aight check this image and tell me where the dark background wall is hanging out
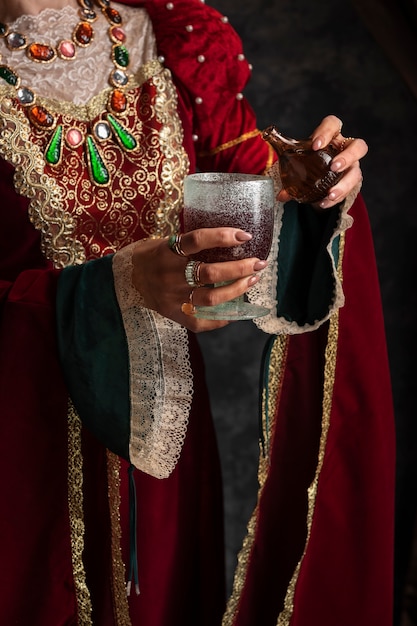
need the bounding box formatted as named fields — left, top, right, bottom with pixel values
left=196, top=1, right=417, bottom=624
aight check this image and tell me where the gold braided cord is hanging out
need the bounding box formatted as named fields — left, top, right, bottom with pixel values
left=106, top=451, right=132, bottom=626
left=67, top=401, right=93, bottom=625
left=198, top=128, right=262, bottom=157
left=222, top=335, right=289, bottom=626
left=276, top=231, right=346, bottom=626
left=264, top=143, right=276, bottom=174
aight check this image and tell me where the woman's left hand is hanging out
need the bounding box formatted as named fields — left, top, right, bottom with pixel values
left=277, top=114, right=368, bottom=209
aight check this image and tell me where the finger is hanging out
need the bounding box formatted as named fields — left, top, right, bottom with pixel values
left=330, top=137, right=369, bottom=172
left=199, top=258, right=267, bottom=285
left=311, top=114, right=343, bottom=149
left=178, top=228, right=253, bottom=256
left=193, top=273, right=262, bottom=308
left=317, top=163, right=363, bottom=209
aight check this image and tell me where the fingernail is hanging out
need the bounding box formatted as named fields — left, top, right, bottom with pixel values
left=248, top=274, right=260, bottom=286
left=312, top=137, right=322, bottom=149
left=331, top=160, right=343, bottom=171
left=253, top=260, right=267, bottom=271
left=328, top=191, right=338, bottom=200
left=235, top=230, right=252, bottom=242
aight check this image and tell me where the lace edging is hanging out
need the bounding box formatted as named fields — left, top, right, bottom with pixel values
left=248, top=163, right=358, bottom=335
left=112, top=243, right=193, bottom=479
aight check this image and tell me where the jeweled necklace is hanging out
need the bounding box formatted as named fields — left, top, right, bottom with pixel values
left=0, top=0, right=138, bottom=186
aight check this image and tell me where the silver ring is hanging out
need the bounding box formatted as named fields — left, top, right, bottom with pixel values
left=184, top=260, right=204, bottom=287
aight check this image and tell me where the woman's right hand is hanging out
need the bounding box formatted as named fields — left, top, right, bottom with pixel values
left=131, top=228, right=268, bottom=332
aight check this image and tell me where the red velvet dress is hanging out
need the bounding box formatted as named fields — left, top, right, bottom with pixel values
left=0, top=1, right=395, bottom=625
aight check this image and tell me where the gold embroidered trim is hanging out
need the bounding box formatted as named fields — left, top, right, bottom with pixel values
left=0, top=98, right=86, bottom=268
left=106, top=451, right=132, bottom=626
left=198, top=128, right=261, bottom=158
left=276, top=231, right=346, bottom=626
left=67, top=401, right=93, bottom=625
left=222, top=336, right=289, bottom=625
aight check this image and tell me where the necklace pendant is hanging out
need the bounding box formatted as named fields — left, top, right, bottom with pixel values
left=73, top=22, right=94, bottom=47
left=109, top=26, right=126, bottom=44
left=108, top=88, right=127, bottom=115
left=27, top=43, right=57, bottom=64
left=86, top=135, right=110, bottom=186
left=45, top=125, right=64, bottom=165
left=110, top=68, right=129, bottom=88
left=0, top=64, right=20, bottom=87
left=28, top=105, right=55, bottom=130
left=17, top=86, right=35, bottom=106
left=6, top=31, right=27, bottom=51
left=103, top=7, right=122, bottom=25
left=57, top=40, right=77, bottom=60
left=112, top=44, right=129, bottom=69
left=107, top=114, right=137, bottom=151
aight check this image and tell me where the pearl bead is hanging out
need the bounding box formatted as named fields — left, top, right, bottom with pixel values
left=197, top=55, right=205, bottom=63
left=221, top=16, right=229, bottom=23
left=158, top=55, right=165, bottom=63
left=249, top=63, right=253, bottom=70
left=166, top=2, right=174, bottom=9
left=185, top=25, right=193, bottom=32
left=236, top=93, right=243, bottom=100
left=195, top=97, right=203, bottom=104
left=192, top=134, right=199, bottom=142
left=237, top=54, right=245, bottom=61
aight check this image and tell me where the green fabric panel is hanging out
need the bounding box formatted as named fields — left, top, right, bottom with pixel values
left=56, top=254, right=130, bottom=461
left=277, top=202, right=340, bottom=325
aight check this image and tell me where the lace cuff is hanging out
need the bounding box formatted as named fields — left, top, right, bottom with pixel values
left=248, top=163, right=359, bottom=335
left=112, top=243, right=193, bottom=479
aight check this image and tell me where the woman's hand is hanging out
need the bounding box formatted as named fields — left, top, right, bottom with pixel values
left=131, top=228, right=267, bottom=332
left=277, top=114, right=368, bottom=209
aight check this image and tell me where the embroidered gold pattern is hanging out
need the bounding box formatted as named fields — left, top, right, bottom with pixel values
left=67, top=400, right=93, bottom=625
left=198, top=128, right=261, bottom=158
left=107, top=451, right=132, bottom=626
left=0, top=98, right=86, bottom=268
left=222, top=335, right=289, bottom=625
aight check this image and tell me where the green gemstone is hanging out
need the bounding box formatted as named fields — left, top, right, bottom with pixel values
left=113, top=44, right=129, bottom=68
left=86, top=135, right=109, bottom=185
left=107, top=114, right=137, bottom=151
left=45, top=125, right=63, bottom=165
left=0, top=65, right=18, bottom=86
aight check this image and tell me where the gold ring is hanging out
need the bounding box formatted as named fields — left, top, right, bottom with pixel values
left=168, top=233, right=187, bottom=257
left=181, top=288, right=196, bottom=316
left=339, top=136, right=355, bottom=152
left=184, top=260, right=204, bottom=287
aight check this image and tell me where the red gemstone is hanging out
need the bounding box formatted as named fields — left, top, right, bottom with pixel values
left=104, top=7, right=122, bottom=24
left=58, top=40, right=76, bottom=59
left=27, top=43, right=56, bottom=62
left=28, top=105, right=55, bottom=129
left=109, top=89, right=127, bottom=113
left=74, top=22, right=94, bottom=46
left=110, top=26, right=126, bottom=43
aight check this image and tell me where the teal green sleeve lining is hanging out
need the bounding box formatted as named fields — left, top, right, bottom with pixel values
left=56, top=254, right=130, bottom=461
left=276, top=202, right=340, bottom=325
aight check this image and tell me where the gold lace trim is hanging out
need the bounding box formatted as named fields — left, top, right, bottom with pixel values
left=277, top=232, right=345, bottom=626
left=0, top=98, right=85, bottom=268
left=107, top=451, right=132, bottom=626
left=198, top=129, right=261, bottom=157
left=67, top=401, right=93, bottom=625
left=222, top=335, right=289, bottom=625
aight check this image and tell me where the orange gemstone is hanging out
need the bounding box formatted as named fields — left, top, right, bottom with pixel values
left=27, top=43, right=56, bottom=62
left=181, top=302, right=196, bottom=316
left=28, top=105, right=55, bottom=129
left=74, top=22, right=94, bottom=46
left=105, top=7, right=122, bottom=24
left=109, top=89, right=127, bottom=113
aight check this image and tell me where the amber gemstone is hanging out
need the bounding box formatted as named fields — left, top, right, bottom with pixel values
left=109, top=89, right=127, bottom=114
left=27, top=43, right=56, bottom=63
left=28, top=105, right=55, bottom=129
left=74, top=22, right=94, bottom=46
left=104, top=7, right=122, bottom=24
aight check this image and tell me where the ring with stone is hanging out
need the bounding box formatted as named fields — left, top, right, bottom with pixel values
left=184, top=260, right=204, bottom=287
left=181, top=288, right=196, bottom=316
left=168, top=233, right=187, bottom=257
